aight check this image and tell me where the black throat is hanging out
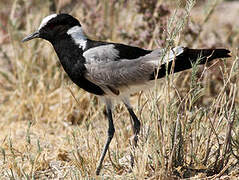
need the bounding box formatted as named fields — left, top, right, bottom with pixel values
left=51, top=37, right=105, bottom=95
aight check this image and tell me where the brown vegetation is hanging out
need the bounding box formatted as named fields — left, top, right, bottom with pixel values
left=0, top=0, right=238, bottom=179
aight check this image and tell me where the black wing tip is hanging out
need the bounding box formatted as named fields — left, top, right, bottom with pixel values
left=223, top=49, right=231, bottom=58
left=212, top=48, right=231, bottom=59
left=149, top=48, right=231, bottom=80
left=185, top=48, right=231, bottom=60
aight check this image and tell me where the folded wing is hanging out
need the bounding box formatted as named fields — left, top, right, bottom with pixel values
left=82, top=44, right=230, bottom=96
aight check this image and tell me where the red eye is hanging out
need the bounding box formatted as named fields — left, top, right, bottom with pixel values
left=48, top=24, right=55, bottom=29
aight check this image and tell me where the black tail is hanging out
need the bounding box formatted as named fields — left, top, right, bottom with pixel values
left=186, top=48, right=231, bottom=64
left=151, top=48, right=231, bottom=80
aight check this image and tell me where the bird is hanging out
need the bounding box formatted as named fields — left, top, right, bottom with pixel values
left=22, top=13, right=231, bottom=175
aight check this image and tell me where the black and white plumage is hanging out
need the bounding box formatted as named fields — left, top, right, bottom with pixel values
left=22, top=14, right=231, bottom=175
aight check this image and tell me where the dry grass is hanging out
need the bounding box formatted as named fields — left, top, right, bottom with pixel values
left=0, top=0, right=239, bottom=179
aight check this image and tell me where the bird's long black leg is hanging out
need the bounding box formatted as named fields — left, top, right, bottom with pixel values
left=124, top=102, right=141, bottom=146
left=123, top=100, right=141, bottom=169
left=96, top=102, right=115, bottom=175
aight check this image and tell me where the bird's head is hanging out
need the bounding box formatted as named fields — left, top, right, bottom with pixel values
left=22, top=14, right=81, bottom=43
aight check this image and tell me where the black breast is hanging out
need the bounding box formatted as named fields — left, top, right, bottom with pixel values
left=52, top=39, right=105, bottom=95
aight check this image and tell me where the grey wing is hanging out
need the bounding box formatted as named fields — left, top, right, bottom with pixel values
left=83, top=44, right=120, bottom=64
left=85, top=59, right=155, bottom=85
left=83, top=46, right=185, bottom=95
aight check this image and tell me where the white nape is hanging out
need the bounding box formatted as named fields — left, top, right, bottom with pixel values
left=67, top=25, right=87, bottom=50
